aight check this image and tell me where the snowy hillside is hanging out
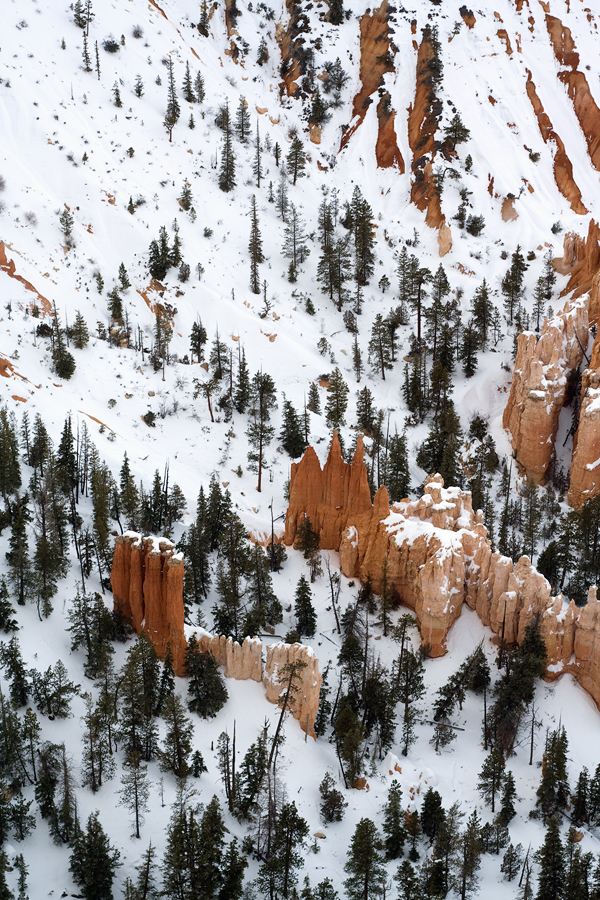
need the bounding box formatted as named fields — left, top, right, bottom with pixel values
left=1, top=0, right=600, bottom=895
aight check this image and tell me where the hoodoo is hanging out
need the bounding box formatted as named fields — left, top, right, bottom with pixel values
left=285, top=434, right=600, bottom=709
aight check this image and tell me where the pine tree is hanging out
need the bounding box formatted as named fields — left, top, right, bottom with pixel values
left=163, top=57, right=180, bottom=141
left=307, top=383, right=321, bottom=415
left=112, top=82, right=122, bottom=107
left=386, top=431, right=410, bottom=501
left=368, top=313, right=393, bottom=380
left=52, top=306, right=76, bottom=379
left=248, top=195, right=264, bottom=294
left=283, top=204, right=309, bottom=277
left=443, top=113, right=471, bottom=150
left=280, top=399, right=307, bottom=459
left=287, top=136, right=306, bottom=185
left=325, top=368, right=349, bottom=430
left=319, top=771, right=347, bottom=823
left=421, top=788, right=445, bottom=843
left=276, top=163, right=289, bottom=220
left=182, top=61, right=195, bottom=103
left=5, top=497, right=32, bottom=607
left=471, top=279, right=494, bottom=347
left=294, top=575, right=317, bottom=638
left=498, top=770, right=517, bottom=825
left=134, top=73, right=144, bottom=97
left=158, top=693, right=194, bottom=778
left=234, top=346, right=251, bottom=413
left=453, top=810, right=482, bottom=900
left=461, top=321, right=479, bottom=377
left=477, top=748, right=505, bottom=813
left=536, top=817, right=565, bottom=900
left=219, top=101, right=236, bottom=192
left=352, top=187, right=376, bottom=287
left=82, top=30, right=92, bottom=71
left=309, top=87, right=330, bottom=126
left=69, top=811, right=120, bottom=900
left=0, top=581, right=17, bottom=634
left=81, top=692, right=115, bottom=793
left=189, top=318, right=207, bottom=363
left=394, top=860, right=420, bottom=900
left=72, top=310, right=90, bottom=348
left=502, top=245, right=527, bottom=325
left=185, top=635, right=228, bottom=718
left=247, top=371, right=277, bottom=492
left=0, top=636, right=30, bottom=706
left=382, top=780, right=405, bottom=859
left=119, top=751, right=150, bottom=839
left=317, top=238, right=352, bottom=310
left=344, top=818, right=386, bottom=900
left=253, top=119, right=263, bottom=188
left=396, top=647, right=425, bottom=756
left=235, top=97, right=250, bottom=143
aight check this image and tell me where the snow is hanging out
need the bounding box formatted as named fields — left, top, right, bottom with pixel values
left=1, top=0, right=600, bottom=893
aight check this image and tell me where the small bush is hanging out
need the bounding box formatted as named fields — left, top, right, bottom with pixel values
left=203, top=227, right=213, bottom=238
left=0, top=175, right=6, bottom=192
left=178, top=262, right=190, bottom=283
left=142, top=411, right=156, bottom=427
left=132, top=24, right=143, bottom=38
left=102, top=36, right=120, bottom=53
left=466, top=214, right=485, bottom=236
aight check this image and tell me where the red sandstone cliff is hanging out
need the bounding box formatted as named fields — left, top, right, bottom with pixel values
left=503, top=225, right=600, bottom=501
left=111, top=534, right=187, bottom=676
left=284, top=436, right=600, bottom=710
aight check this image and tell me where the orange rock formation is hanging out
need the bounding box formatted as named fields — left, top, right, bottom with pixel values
left=408, top=29, right=451, bottom=255
left=545, top=15, right=600, bottom=173
left=284, top=438, right=600, bottom=709
left=524, top=69, right=587, bottom=215
left=0, top=242, right=52, bottom=315
left=339, top=0, right=403, bottom=172
left=111, top=533, right=187, bottom=676
left=504, top=224, right=600, bottom=501
left=112, top=536, right=322, bottom=735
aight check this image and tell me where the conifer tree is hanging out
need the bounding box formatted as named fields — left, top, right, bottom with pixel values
left=194, top=70, right=205, bottom=103
left=253, top=119, right=263, bottom=188
left=396, top=647, right=425, bottom=756
left=477, top=748, right=505, bottom=813
left=536, top=816, right=565, bottom=900
left=0, top=636, right=30, bottom=706
left=248, top=195, right=264, bottom=294
left=134, top=73, right=144, bottom=97
left=247, top=371, right=277, bottom=492
left=368, top=313, right=393, bottom=380
left=112, top=82, right=122, bottom=108
left=182, top=61, right=195, bottom=103
left=234, top=346, right=251, bottom=413
left=344, top=818, right=386, bottom=900
left=382, top=780, right=405, bottom=859
left=219, top=101, right=236, bottom=192
left=119, top=751, right=150, bottom=839
left=283, top=204, right=309, bottom=279
left=294, top=574, right=317, bottom=638
left=287, top=136, right=306, bottom=185
left=309, top=87, right=330, bottom=126
left=235, top=97, right=250, bottom=143
left=72, top=310, right=90, bottom=348
left=351, top=187, right=375, bottom=286
left=82, top=30, right=92, bottom=71
left=317, top=239, right=352, bottom=310
left=307, top=383, right=321, bottom=415
left=5, top=497, right=32, bottom=607
left=185, top=635, right=228, bottom=718
left=325, top=368, right=349, bottom=430
left=453, top=810, right=482, bottom=900
left=52, top=306, right=76, bottom=379
left=163, top=57, right=180, bottom=141
left=69, top=811, right=120, bottom=900
left=280, top=399, right=307, bottom=458
left=0, top=580, right=17, bottom=634
left=501, top=245, right=527, bottom=325
left=189, top=318, right=207, bottom=363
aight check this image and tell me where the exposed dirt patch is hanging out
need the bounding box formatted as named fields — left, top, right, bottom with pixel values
left=497, top=29, right=513, bottom=54
left=0, top=242, right=53, bottom=315
left=501, top=197, right=518, bottom=221
left=375, top=96, right=404, bottom=171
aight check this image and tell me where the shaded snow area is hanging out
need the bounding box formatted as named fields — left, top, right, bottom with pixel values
left=1, top=0, right=600, bottom=895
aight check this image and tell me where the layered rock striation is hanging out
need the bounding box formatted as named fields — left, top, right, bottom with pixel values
left=284, top=436, right=600, bottom=708
left=111, top=535, right=321, bottom=735
left=111, top=533, right=187, bottom=675
left=504, top=223, right=600, bottom=502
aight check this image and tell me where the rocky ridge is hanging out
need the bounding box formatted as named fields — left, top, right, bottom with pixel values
left=284, top=435, right=600, bottom=708
left=503, top=221, right=600, bottom=503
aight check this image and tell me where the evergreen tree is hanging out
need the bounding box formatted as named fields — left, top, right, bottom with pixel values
left=253, top=118, right=263, bottom=188
left=5, top=498, right=31, bottom=608
left=295, top=516, right=322, bottom=583
left=453, top=810, right=482, bottom=900
left=443, top=113, right=471, bottom=150
left=325, top=368, right=349, bottom=431
left=82, top=30, right=92, bottom=71
left=194, top=71, right=205, bottom=102
left=283, top=204, right=309, bottom=278
left=319, top=771, right=347, bottom=823
left=52, top=306, right=76, bottom=379
left=536, top=817, right=565, bottom=900
left=158, top=693, right=194, bottom=778
left=421, top=788, right=445, bottom=843
left=178, top=179, right=193, bottom=212
left=119, top=751, right=150, bottom=839
left=382, top=780, right=405, bottom=859
left=317, top=238, right=352, bottom=310
left=134, top=73, right=144, bottom=97
left=68, top=590, right=114, bottom=679
left=247, top=371, right=277, bottom=492
left=307, top=383, right=321, bottom=415
left=309, top=87, right=330, bottom=126
left=0, top=408, right=21, bottom=501
left=163, top=57, right=180, bottom=141
left=69, top=811, right=120, bottom=900
left=344, top=818, right=386, bottom=900
left=81, top=692, right=115, bottom=793
left=477, top=748, right=505, bottom=813
left=501, top=843, right=523, bottom=881
left=287, top=137, right=307, bottom=185
left=218, top=101, right=236, bottom=192
left=182, top=61, right=195, bottom=103
left=280, top=399, right=307, bottom=458
left=351, top=187, right=375, bottom=286
left=498, top=770, right=517, bottom=826
left=386, top=431, right=410, bottom=501
left=112, top=82, right=122, bottom=108
left=502, top=245, right=528, bottom=325
left=72, top=310, right=90, bottom=348
left=235, top=97, right=250, bottom=143
left=536, top=726, right=570, bottom=820
left=189, top=318, right=208, bottom=363
left=395, top=647, right=425, bottom=756
left=571, top=767, right=590, bottom=826
left=0, top=581, right=17, bottom=634
left=368, top=314, right=393, bottom=380
left=0, top=635, right=29, bottom=707
left=185, top=636, right=228, bottom=718
left=294, top=575, right=317, bottom=638
left=248, top=195, right=264, bottom=293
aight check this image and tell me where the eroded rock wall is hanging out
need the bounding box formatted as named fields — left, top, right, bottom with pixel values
left=111, top=533, right=187, bottom=675
left=503, top=224, right=600, bottom=501
left=284, top=437, right=600, bottom=709
left=264, top=642, right=322, bottom=738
